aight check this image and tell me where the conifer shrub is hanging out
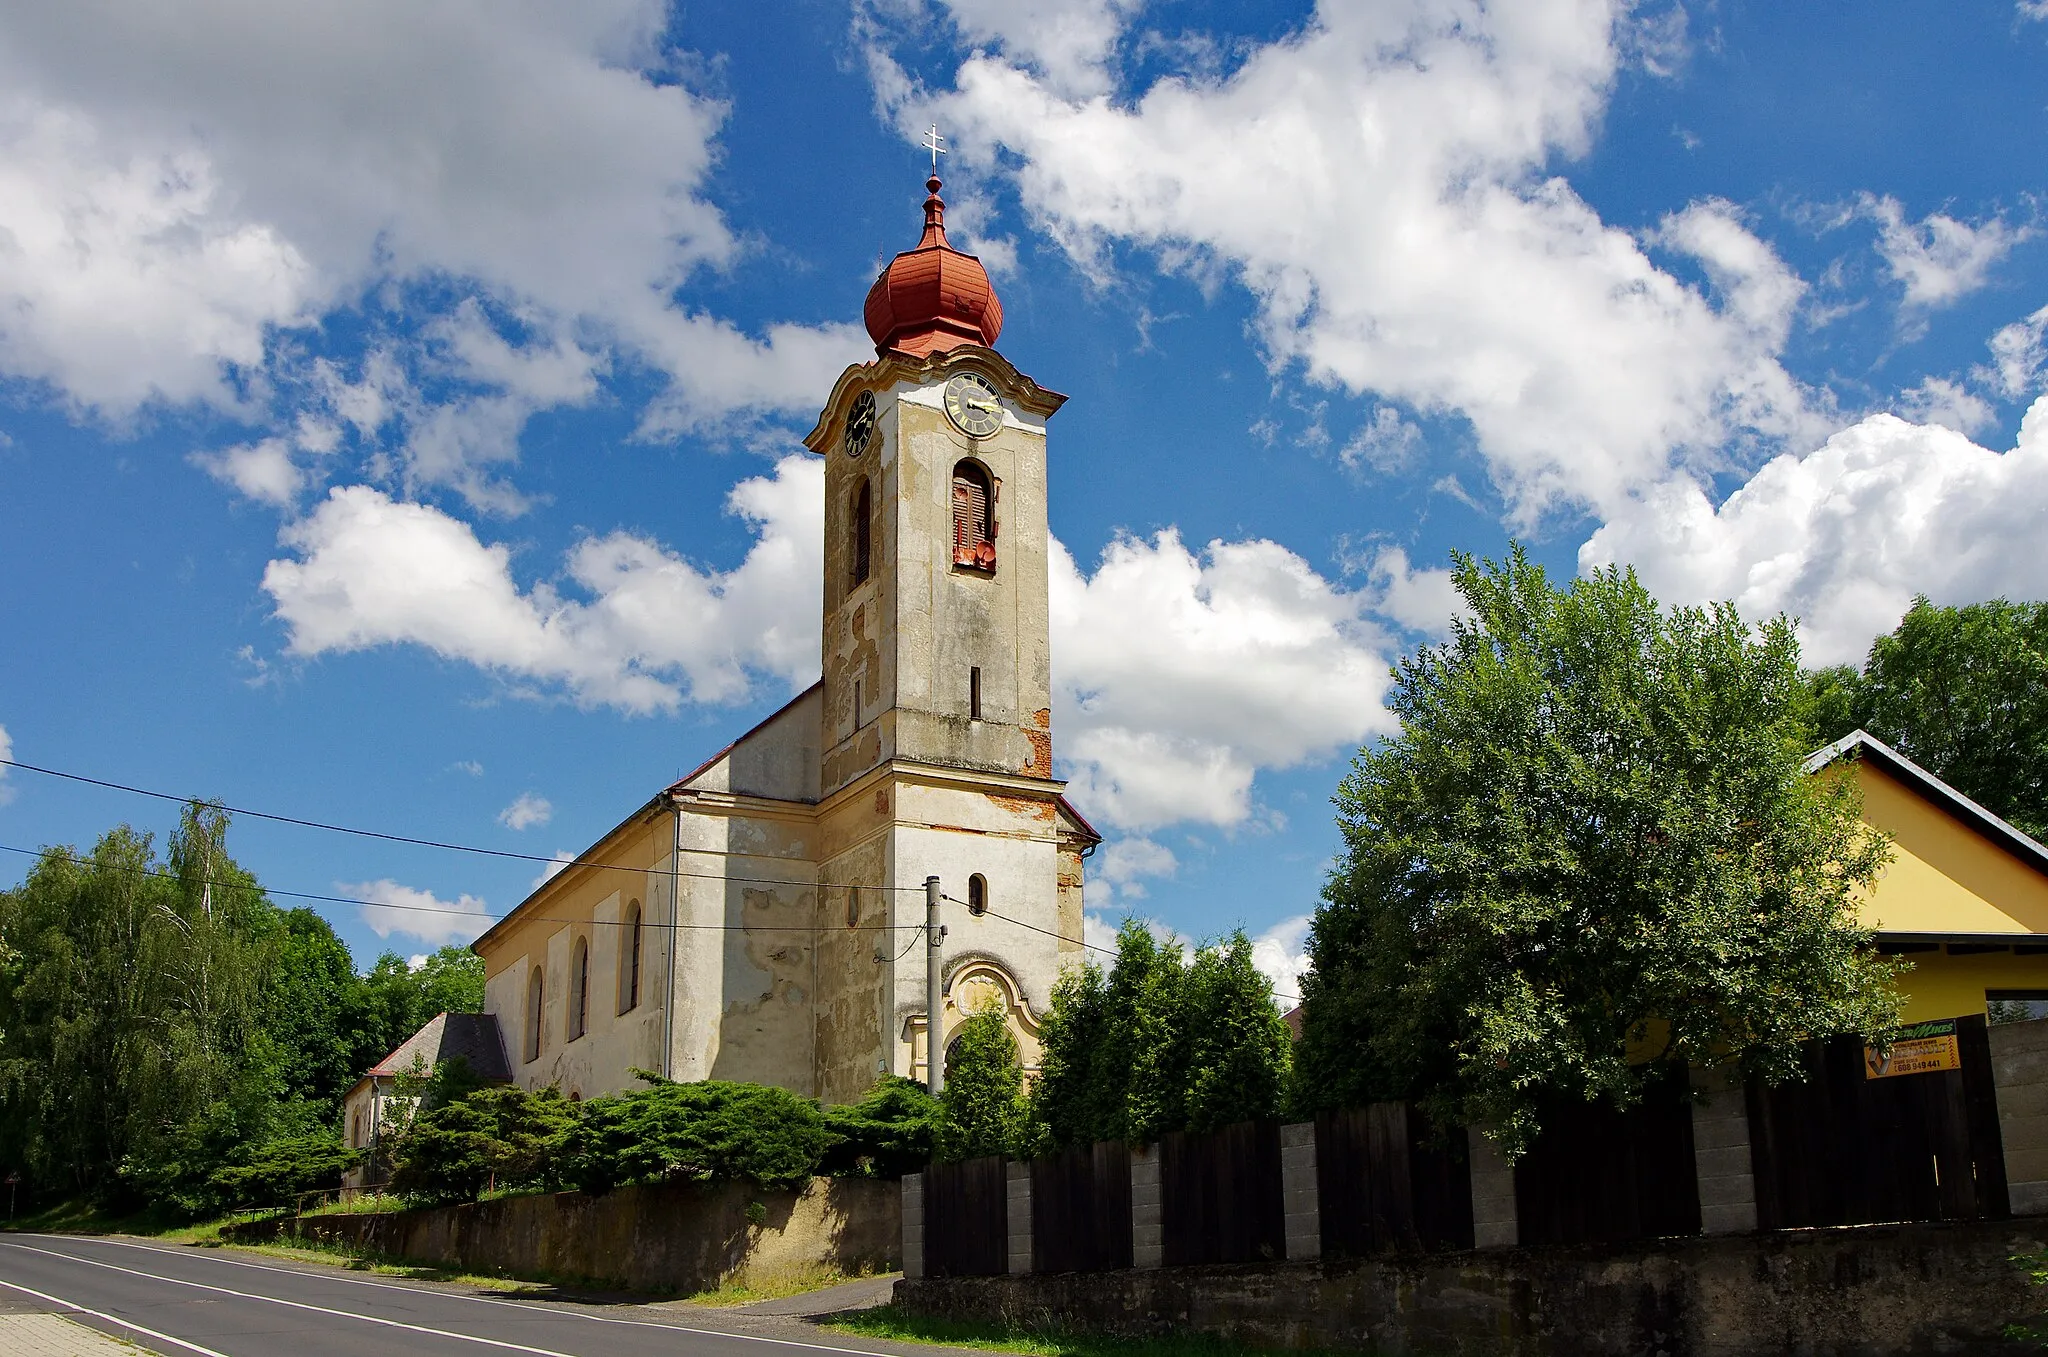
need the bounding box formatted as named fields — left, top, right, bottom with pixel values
left=565, top=1081, right=830, bottom=1194
left=389, top=1085, right=576, bottom=1205
left=819, top=1076, right=943, bottom=1177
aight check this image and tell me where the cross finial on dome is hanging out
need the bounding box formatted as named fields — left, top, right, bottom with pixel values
left=862, top=129, right=1003, bottom=359
left=922, top=124, right=947, bottom=175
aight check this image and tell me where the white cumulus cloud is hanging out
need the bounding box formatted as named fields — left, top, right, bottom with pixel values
left=882, top=0, right=1813, bottom=522
left=1583, top=393, right=2048, bottom=666
left=341, top=877, right=494, bottom=947
left=498, top=793, right=553, bottom=832
left=0, top=1, right=863, bottom=438
left=1052, top=530, right=1396, bottom=830
left=1094, top=835, right=1178, bottom=901
left=1249, top=914, right=1312, bottom=1007
left=1863, top=193, right=2026, bottom=310
left=261, top=455, right=826, bottom=712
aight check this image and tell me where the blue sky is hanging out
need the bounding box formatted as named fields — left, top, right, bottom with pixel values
left=3, top=0, right=2047, bottom=996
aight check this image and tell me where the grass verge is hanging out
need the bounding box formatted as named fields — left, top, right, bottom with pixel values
left=825, top=1305, right=1365, bottom=1357
left=680, top=1264, right=892, bottom=1306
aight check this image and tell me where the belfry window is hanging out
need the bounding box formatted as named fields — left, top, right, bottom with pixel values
left=852, top=479, right=872, bottom=587
left=619, top=900, right=642, bottom=1014
left=525, top=967, right=544, bottom=1063
left=952, top=461, right=995, bottom=570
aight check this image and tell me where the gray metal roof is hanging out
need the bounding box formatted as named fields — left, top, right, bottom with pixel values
left=365, top=1011, right=512, bottom=1083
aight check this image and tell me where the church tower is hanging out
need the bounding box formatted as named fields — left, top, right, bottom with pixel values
left=803, top=172, right=1094, bottom=1096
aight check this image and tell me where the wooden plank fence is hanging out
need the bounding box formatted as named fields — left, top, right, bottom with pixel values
left=1160, top=1119, right=1286, bottom=1266
left=1748, top=1014, right=2008, bottom=1229
left=1513, top=1067, right=1701, bottom=1246
left=923, top=1154, right=1007, bottom=1277
left=1031, top=1139, right=1133, bottom=1273
left=1315, top=1103, right=1474, bottom=1255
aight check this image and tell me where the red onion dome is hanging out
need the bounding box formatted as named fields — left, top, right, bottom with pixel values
left=863, top=176, right=1003, bottom=358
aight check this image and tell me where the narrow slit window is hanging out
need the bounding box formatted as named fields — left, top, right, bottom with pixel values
left=568, top=936, right=589, bottom=1041
left=525, top=967, right=544, bottom=1063
left=970, top=666, right=982, bottom=720
left=952, top=461, right=995, bottom=569
left=619, top=900, right=642, bottom=1014
left=968, top=873, right=988, bottom=916
left=852, top=479, right=872, bottom=587
left=853, top=678, right=863, bottom=730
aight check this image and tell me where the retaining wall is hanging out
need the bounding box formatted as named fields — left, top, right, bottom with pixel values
left=897, top=1217, right=2048, bottom=1356
left=226, top=1177, right=898, bottom=1295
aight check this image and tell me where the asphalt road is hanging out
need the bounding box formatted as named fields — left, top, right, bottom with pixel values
left=0, top=1234, right=941, bottom=1357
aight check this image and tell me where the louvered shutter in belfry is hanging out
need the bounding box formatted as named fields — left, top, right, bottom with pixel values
left=954, top=475, right=988, bottom=562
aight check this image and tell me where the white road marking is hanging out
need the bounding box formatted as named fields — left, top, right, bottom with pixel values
left=0, top=1271, right=236, bottom=1357
left=29, top=1235, right=913, bottom=1357
left=0, top=1241, right=578, bottom=1356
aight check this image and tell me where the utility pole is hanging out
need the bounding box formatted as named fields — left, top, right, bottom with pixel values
left=925, top=874, right=945, bottom=1097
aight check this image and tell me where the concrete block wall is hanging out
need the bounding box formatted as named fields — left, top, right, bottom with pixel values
left=1990, top=1015, right=2048, bottom=1216
left=902, top=1172, right=925, bottom=1279
left=1689, top=1063, right=1758, bottom=1234
left=1468, top=1126, right=1518, bottom=1249
left=1131, top=1145, right=1163, bottom=1269
left=1279, top=1122, right=1320, bottom=1261
left=1006, top=1161, right=1033, bottom=1274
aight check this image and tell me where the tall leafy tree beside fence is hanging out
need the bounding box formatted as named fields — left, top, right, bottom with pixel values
left=1028, top=921, right=1288, bottom=1150
left=1807, top=595, right=2048, bottom=839
left=1294, top=547, right=1902, bottom=1157
left=937, top=1003, right=1026, bottom=1161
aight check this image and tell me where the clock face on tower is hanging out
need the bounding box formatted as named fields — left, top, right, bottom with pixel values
left=943, top=372, right=1003, bottom=439
left=843, top=390, right=877, bottom=458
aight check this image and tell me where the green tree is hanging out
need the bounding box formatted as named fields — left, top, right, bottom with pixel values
left=1181, top=933, right=1291, bottom=1133
left=0, top=805, right=286, bottom=1205
left=266, top=909, right=360, bottom=1110
left=936, top=1003, right=1025, bottom=1161
left=389, top=1084, right=577, bottom=1205
left=1808, top=596, right=2048, bottom=839
left=1296, top=547, right=1902, bottom=1157
left=346, top=945, right=486, bottom=1075
left=1026, top=921, right=1289, bottom=1151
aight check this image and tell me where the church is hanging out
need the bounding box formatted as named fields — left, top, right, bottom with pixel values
left=468, top=170, right=1099, bottom=1106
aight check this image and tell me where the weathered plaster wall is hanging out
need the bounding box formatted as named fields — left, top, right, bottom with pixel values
left=898, top=1219, right=2048, bottom=1356
left=229, top=1178, right=900, bottom=1296
left=479, top=814, right=668, bottom=1099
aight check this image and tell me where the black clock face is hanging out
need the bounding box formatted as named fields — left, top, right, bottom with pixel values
left=943, top=372, right=1002, bottom=438
left=844, top=390, right=877, bottom=458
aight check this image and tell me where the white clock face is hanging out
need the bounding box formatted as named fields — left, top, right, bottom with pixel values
left=943, top=372, right=1002, bottom=439
left=844, top=390, right=877, bottom=458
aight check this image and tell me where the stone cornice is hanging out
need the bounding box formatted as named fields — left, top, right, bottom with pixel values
left=802, top=346, right=1067, bottom=453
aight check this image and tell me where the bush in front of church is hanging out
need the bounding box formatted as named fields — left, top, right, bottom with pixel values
left=819, top=1075, right=943, bottom=1178
left=936, top=1003, right=1027, bottom=1161
left=389, top=1084, right=577, bottom=1205
left=565, top=1080, right=832, bottom=1194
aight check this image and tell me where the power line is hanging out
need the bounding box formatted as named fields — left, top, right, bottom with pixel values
left=0, top=756, right=935, bottom=895
left=956, top=895, right=1304, bottom=1006
left=0, top=843, right=915, bottom=935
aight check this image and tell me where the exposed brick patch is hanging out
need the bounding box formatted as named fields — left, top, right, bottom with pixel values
left=987, top=793, right=1056, bottom=821
left=1025, top=728, right=1053, bottom=778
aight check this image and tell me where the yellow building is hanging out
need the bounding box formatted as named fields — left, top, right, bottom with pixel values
left=1809, top=730, right=2048, bottom=1023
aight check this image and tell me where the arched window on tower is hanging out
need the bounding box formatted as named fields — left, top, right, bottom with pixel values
left=619, top=900, right=642, bottom=1014
left=568, top=936, right=589, bottom=1042
left=851, top=479, right=872, bottom=587
left=952, top=461, right=995, bottom=570
left=968, top=873, right=988, bottom=916
left=525, top=966, right=544, bottom=1063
